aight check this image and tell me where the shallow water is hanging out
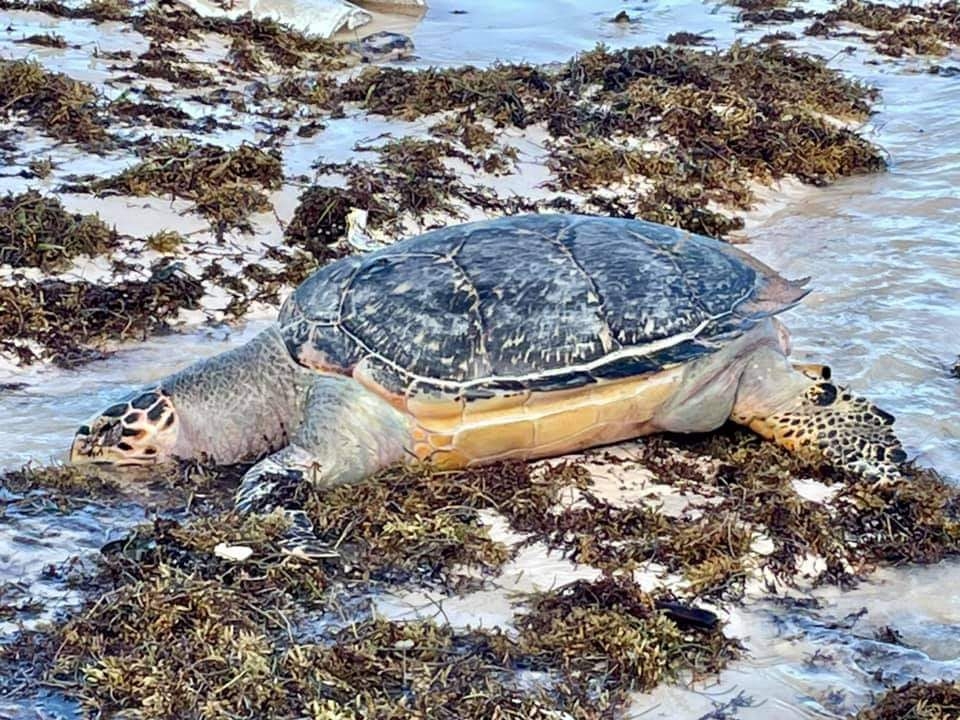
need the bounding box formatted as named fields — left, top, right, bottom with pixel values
left=0, top=0, right=958, bottom=717
left=744, top=48, right=960, bottom=476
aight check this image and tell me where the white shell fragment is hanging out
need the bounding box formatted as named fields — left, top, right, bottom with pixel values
left=214, top=542, right=254, bottom=562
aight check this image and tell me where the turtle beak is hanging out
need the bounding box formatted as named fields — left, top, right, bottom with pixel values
left=69, top=424, right=95, bottom=464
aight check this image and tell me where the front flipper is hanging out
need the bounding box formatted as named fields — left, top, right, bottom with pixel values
left=235, top=374, right=411, bottom=557
left=234, top=447, right=339, bottom=560
left=235, top=445, right=325, bottom=515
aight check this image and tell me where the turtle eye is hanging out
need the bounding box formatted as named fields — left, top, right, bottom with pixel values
left=100, top=420, right=124, bottom=447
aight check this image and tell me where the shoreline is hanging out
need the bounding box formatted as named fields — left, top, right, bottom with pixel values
left=1, top=1, right=959, bottom=718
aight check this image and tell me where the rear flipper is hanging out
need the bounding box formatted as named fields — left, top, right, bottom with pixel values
left=733, top=348, right=907, bottom=480
left=746, top=382, right=906, bottom=479
left=234, top=374, right=411, bottom=559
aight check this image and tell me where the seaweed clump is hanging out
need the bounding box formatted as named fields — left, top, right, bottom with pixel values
left=284, top=184, right=389, bottom=263
left=292, top=137, right=501, bottom=249
left=126, top=58, right=214, bottom=88
left=338, top=138, right=468, bottom=223
left=304, top=460, right=587, bottom=568
left=475, top=459, right=754, bottom=600
left=0, top=59, right=109, bottom=147
left=0, top=0, right=131, bottom=22
left=0, top=458, right=241, bottom=513
left=197, top=248, right=318, bottom=319
left=561, top=44, right=882, bottom=189
left=14, top=32, right=68, bottom=48
left=62, top=138, right=283, bottom=235
left=514, top=576, right=736, bottom=702
left=0, top=190, right=119, bottom=271
left=807, top=0, right=960, bottom=58
left=2, top=448, right=950, bottom=717
left=335, top=63, right=558, bottom=124
left=737, top=7, right=814, bottom=24
left=20, top=504, right=732, bottom=719
left=133, top=5, right=350, bottom=71
left=444, top=429, right=960, bottom=601
left=0, top=261, right=204, bottom=365
left=40, top=572, right=630, bottom=719
left=333, top=43, right=883, bottom=238
left=50, top=569, right=310, bottom=717
left=667, top=31, right=715, bottom=46
left=120, top=41, right=215, bottom=88
left=273, top=619, right=561, bottom=718
left=727, top=0, right=789, bottom=9
left=48, top=462, right=543, bottom=598
left=0, top=0, right=349, bottom=71
left=294, top=463, right=546, bottom=587
left=429, top=115, right=520, bottom=174
left=636, top=426, right=960, bottom=590
left=853, top=680, right=960, bottom=719
left=0, top=456, right=737, bottom=720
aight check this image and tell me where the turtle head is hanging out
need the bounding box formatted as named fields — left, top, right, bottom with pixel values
left=70, top=389, right=179, bottom=466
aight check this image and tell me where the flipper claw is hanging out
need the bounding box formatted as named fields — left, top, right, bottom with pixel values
left=278, top=510, right=340, bottom=560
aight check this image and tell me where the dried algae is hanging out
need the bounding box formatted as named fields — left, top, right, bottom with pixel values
left=807, top=1, right=960, bottom=58
left=61, top=138, right=283, bottom=234
left=853, top=680, right=960, bottom=720
left=0, top=261, right=204, bottom=366
left=0, top=190, right=119, bottom=271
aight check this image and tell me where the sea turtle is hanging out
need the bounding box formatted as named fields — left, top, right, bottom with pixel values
left=70, top=214, right=906, bottom=533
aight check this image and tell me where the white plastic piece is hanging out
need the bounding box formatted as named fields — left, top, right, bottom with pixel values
left=345, top=208, right=388, bottom=252
left=177, top=0, right=374, bottom=38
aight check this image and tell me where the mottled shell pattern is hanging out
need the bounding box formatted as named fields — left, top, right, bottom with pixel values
left=278, top=214, right=807, bottom=406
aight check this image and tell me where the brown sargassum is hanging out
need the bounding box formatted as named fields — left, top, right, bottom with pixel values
left=1, top=4, right=957, bottom=715
left=0, top=0, right=901, bottom=365
left=2, top=426, right=958, bottom=718
left=853, top=679, right=960, bottom=719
